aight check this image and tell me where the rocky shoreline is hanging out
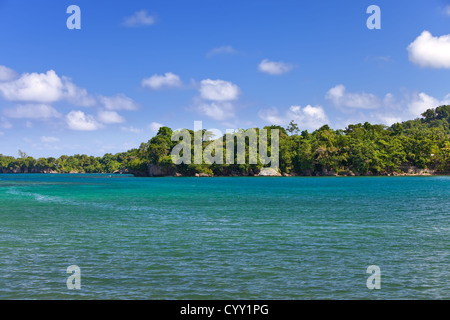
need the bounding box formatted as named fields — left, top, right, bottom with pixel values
left=130, top=164, right=448, bottom=177
left=1, top=165, right=447, bottom=177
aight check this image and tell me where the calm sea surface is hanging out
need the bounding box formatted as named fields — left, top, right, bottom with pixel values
left=0, top=174, right=448, bottom=299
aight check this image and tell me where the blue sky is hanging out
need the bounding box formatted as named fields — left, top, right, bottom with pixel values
left=0, top=0, right=450, bottom=157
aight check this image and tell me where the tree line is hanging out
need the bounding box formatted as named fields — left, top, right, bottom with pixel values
left=1, top=105, right=449, bottom=176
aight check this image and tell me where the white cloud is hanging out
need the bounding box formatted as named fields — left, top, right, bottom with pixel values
left=332, top=88, right=448, bottom=127
left=99, top=94, right=138, bottom=111
left=0, top=67, right=143, bottom=132
left=194, top=79, right=241, bottom=120
left=197, top=101, right=235, bottom=121
left=121, top=126, right=143, bottom=134
left=0, top=70, right=64, bottom=103
left=3, top=104, right=62, bottom=119
left=0, top=69, right=97, bottom=107
left=40, top=136, right=60, bottom=143
left=258, top=59, right=293, bottom=75
left=66, top=111, right=102, bottom=131
left=199, top=79, right=240, bottom=101
left=141, top=72, right=182, bottom=90
left=369, top=91, right=450, bottom=125
left=62, top=77, right=97, bottom=107
left=148, top=122, right=163, bottom=132
left=97, top=110, right=125, bottom=124
left=407, top=31, right=450, bottom=68
left=122, top=10, right=155, bottom=27
left=375, top=115, right=403, bottom=126
left=0, top=65, right=18, bottom=82
left=443, top=94, right=450, bottom=105
left=259, top=105, right=329, bottom=130
left=206, top=46, right=236, bottom=57
left=326, top=84, right=381, bottom=109
left=407, top=92, right=440, bottom=117
left=0, top=67, right=142, bottom=135
left=298, top=105, right=328, bottom=122
left=258, top=107, right=285, bottom=125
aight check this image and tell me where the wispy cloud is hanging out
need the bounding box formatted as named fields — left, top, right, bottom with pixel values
left=99, top=94, right=139, bottom=111
left=206, top=46, right=236, bottom=57
left=444, top=5, right=450, bottom=17
left=3, top=104, right=62, bottom=119
left=40, top=136, right=60, bottom=143
left=0, top=65, right=18, bottom=82
left=258, top=59, right=294, bottom=75
left=326, top=85, right=381, bottom=110
left=365, top=56, right=392, bottom=66
left=259, top=105, right=329, bottom=130
left=122, top=10, right=156, bottom=27
left=195, top=99, right=236, bottom=121
left=141, top=72, right=182, bottom=90
left=121, top=126, right=144, bottom=134
left=327, top=84, right=450, bottom=127
left=97, top=110, right=125, bottom=124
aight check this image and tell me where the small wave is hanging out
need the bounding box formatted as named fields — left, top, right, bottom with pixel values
left=433, top=226, right=450, bottom=233
left=6, top=187, right=71, bottom=205
left=5, top=187, right=158, bottom=213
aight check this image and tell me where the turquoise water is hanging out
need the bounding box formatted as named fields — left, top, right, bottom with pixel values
left=0, top=174, right=448, bottom=299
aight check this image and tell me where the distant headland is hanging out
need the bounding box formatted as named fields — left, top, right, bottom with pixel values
left=1, top=106, right=449, bottom=177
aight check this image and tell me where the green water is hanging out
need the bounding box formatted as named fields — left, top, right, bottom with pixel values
left=0, top=174, right=448, bottom=299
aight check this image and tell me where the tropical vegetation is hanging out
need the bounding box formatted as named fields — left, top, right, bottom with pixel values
left=1, top=106, right=449, bottom=176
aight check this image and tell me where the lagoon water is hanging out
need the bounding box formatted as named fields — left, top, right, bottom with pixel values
left=0, top=174, right=448, bottom=299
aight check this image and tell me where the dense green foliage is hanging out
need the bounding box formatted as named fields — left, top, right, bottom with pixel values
left=1, top=106, right=450, bottom=175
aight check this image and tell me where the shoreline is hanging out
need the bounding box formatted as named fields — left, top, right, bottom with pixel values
left=0, top=172, right=448, bottom=177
